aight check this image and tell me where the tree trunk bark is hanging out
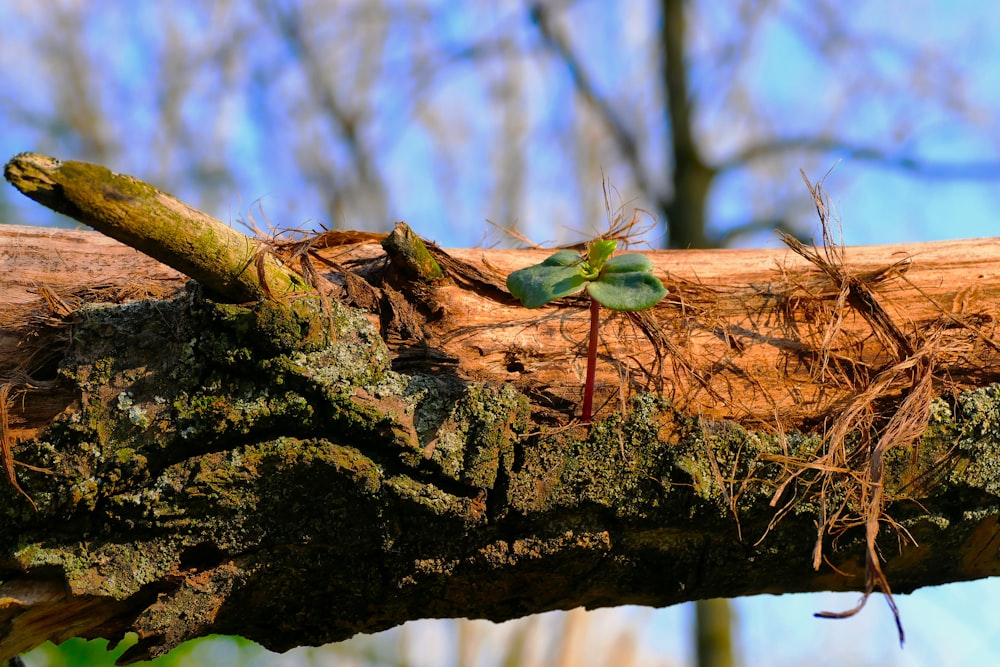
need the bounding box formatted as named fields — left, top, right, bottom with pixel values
left=1, top=156, right=999, bottom=663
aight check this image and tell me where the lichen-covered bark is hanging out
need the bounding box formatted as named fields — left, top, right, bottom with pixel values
left=1, top=155, right=999, bottom=663
left=0, top=281, right=998, bottom=663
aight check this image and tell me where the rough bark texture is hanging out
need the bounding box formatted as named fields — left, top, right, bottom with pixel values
left=0, top=159, right=999, bottom=663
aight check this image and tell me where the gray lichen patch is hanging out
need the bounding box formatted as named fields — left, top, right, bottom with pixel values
left=15, top=537, right=179, bottom=600
left=277, top=301, right=391, bottom=391
left=951, top=385, right=1000, bottom=497
left=172, top=383, right=315, bottom=441
left=423, top=383, right=529, bottom=488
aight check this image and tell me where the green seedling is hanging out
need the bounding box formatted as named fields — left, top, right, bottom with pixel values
left=507, top=239, right=667, bottom=422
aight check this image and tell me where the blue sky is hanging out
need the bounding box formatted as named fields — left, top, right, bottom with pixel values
left=3, top=1, right=1000, bottom=247
left=3, top=1, right=1000, bottom=665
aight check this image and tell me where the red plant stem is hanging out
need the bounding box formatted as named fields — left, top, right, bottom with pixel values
left=581, top=296, right=600, bottom=423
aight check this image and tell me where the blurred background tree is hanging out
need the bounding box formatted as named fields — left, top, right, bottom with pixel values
left=4, top=1, right=1000, bottom=666
left=5, top=1, right=1000, bottom=247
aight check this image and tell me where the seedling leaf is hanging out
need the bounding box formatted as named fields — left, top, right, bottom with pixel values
left=507, top=250, right=587, bottom=308
left=584, top=239, right=618, bottom=278
left=540, top=249, right=582, bottom=267
left=506, top=235, right=668, bottom=424
left=587, top=271, right=667, bottom=311
left=600, top=253, right=655, bottom=275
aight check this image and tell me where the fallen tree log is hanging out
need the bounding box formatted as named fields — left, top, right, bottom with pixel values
left=0, top=154, right=998, bottom=663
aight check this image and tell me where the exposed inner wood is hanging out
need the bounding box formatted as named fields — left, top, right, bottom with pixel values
left=432, top=238, right=1000, bottom=427
left=5, top=223, right=1000, bottom=437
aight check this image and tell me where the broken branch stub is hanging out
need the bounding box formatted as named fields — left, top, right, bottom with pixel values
left=3, top=153, right=308, bottom=303
left=381, top=221, right=444, bottom=282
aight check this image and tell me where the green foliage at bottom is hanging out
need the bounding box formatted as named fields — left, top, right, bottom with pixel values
left=21, top=635, right=262, bottom=667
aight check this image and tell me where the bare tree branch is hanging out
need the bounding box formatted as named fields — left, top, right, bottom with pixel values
left=529, top=3, right=663, bottom=207
left=720, top=136, right=1000, bottom=180
left=257, top=1, right=389, bottom=226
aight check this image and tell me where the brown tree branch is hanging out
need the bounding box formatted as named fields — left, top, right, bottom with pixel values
left=1, top=157, right=999, bottom=663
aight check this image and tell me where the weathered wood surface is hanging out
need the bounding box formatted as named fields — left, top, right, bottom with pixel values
left=7, top=223, right=1000, bottom=434
left=442, top=236, right=1000, bottom=425
left=1, top=157, right=999, bottom=662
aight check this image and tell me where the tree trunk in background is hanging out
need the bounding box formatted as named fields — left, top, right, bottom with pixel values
left=696, top=599, right=735, bottom=667
left=662, top=1, right=735, bottom=652
left=661, top=0, right=716, bottom=251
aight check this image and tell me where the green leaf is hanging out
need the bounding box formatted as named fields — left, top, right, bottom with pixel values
left=539, top=249, right=583, bottom=267
left=584, top=239, right=618, bottom=278
left=599, top=253, right=654, bottom=274
left=587, top=270, right=667, bottom=311
left=507, top=247, right=667, bottom=311
left=506, top=250, right=587, bottom=308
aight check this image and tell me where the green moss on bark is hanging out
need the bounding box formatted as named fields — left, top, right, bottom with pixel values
left=1, top=280, right=999, bottom=660
left=4, top=153, right=310, bottom=302
left=381, top=221, right=443, bottom=282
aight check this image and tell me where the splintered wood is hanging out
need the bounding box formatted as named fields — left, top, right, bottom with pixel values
left=426, top=239, right=1000, bottom=427
left=248, top=225, right=1000, bottom=429
left=4, top=224, right=1000, bottom=432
